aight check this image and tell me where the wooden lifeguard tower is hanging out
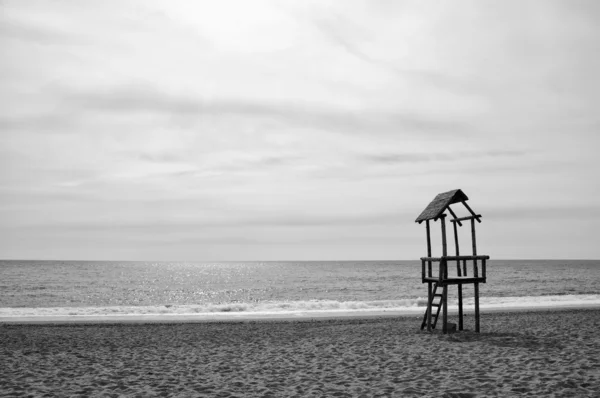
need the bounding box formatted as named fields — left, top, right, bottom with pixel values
left=415, top=189, right=490, bottom=334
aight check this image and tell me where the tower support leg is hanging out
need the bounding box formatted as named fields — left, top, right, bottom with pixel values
left=440, top=217, right=448, bottom=334
left=471, top=218, right=480, bottom=333
left=474, top=282, right=480, bottom=333
left=458, top=284, right=463, bottom=331
left=442, top=283, right=448, bottom=334
left=427, top=282, right=432, bottom=332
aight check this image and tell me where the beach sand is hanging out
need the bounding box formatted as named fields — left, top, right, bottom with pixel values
left=1, top=309, right=599, bottom=397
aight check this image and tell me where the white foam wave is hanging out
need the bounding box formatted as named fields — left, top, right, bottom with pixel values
left=1, top=295, right=599, bottom=319
left=0, top=298, right=428, bottom=318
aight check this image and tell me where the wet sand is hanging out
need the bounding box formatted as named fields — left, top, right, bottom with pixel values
left=1, top=309, right=599, bottom=397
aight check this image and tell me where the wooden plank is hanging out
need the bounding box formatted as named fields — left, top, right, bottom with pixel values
left=439, top=260, right=448, bottom=333
left=450, top=215, right=482, bottom=223
left=441, top=215, right=447, bottom=257
left=420, top=257, right=442, bottom=262
left=475, top=282, right=480, bottom=332
left=421, top=259, right=425, bottom=282
left=471, top=218, right=478, bottom=272
left=472, top=219, right=480, bottom=333
left=458, top=284, right=463, bottom=331
left=420, top=255, right=490, bottom=262
left=482, top=258, right=486, bottom=280
left=442, top=277, right=448, bottom=334
left=423, top=277, right=486, bottom=285
left=446, top=206, right=463, bottom=226
left=427, top=282, right=432, bottom=331
left=426, top=220, right=432, bottom=278
left=440, top=213, right=447, bottom=338
left=453, top=221, right=461, bottom=276
left=462, top=201, right=482, bottom=223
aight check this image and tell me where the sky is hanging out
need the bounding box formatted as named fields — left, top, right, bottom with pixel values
left=1, top=0, right=599, bottom=261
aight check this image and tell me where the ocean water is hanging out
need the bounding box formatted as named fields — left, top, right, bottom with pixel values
left=1, top=260, right=599, bottom=319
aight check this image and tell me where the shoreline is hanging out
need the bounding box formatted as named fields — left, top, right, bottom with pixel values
left=2, top=303, right=600, bottom=324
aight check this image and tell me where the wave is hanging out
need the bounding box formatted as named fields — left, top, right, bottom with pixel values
left=1, top=295, right=599, bottom=319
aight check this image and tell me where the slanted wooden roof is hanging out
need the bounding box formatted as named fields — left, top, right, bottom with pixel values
left=415, top=189, right=469, bottom=223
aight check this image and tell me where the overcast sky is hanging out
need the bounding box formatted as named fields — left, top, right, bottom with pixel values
left=1, top=0, right=599, bottom=261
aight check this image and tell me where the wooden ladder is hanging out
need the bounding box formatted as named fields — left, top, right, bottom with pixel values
left=421, top=282, right=444, bottom=330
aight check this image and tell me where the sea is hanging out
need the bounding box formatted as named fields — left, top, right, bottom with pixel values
left=1, top=260, right=599, bottom=320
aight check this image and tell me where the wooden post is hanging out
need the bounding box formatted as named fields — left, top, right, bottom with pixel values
left=426, top=220, right=433, bottom=331
left=453, top=221, right=463, bottom=330
left=442, top=260, right=448, bottom=334
left=458, top=285, right=463, bottom=331
left=440, top=215, right=448, bottom=334
left=427, top=281, right=432, bottom=332
left=462, top=201, right=482, bottom=223
left=471, top=218, right=480, bottom=333
left=453, top=222, right=461, bottom=276
left=454, top=221, right=463, bottom=331
left=474, top=281, right=480, bottom=333
left=447, top=206, right=462, bottom=226
left=426, top=220, right=432, bottom=278
left=441, top=214, right=447, bottom=258
left=482, top=258, right=486, bottom=280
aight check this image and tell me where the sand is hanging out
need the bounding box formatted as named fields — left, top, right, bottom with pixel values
left=1, top=309, right=599, bottom=397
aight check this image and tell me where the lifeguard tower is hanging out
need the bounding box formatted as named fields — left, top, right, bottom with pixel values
left=415, top=189, right=490, bottom=334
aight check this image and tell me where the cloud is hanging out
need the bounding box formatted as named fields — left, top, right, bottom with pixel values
left=2, top=82, right=473, bottom=138
left=307, top=11, right=481, bottom=97
left=310, top=16, right=375, bottom=66
left=120, top=148, right=301, bottom=175
left=58, top=84, right=472, bottom=137
left=133, top=152, right=185, bottom=164
left=487, top=204, right=600, bottom=221
left=1, top=0, right=600, bottom=260
left=15, top=209, right=411, bottom=231
left=362, top=150, right=525, bottom=165
left=0, top=20, right=83, bottom=45
left=0, top=114, right=80, bottom=133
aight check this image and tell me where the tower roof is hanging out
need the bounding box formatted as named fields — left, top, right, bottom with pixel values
left=415, top=189, right=469, bottom=223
